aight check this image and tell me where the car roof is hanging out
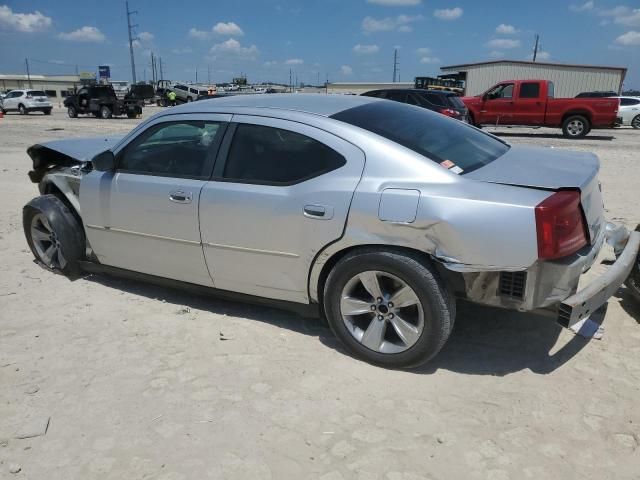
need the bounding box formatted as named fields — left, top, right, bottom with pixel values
left=368, top=88, right=456, bottom=95
left=165, top=93, right=379, bottom=117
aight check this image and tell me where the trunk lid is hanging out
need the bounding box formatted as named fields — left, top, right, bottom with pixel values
left=467, top=145, right=604, bottom=244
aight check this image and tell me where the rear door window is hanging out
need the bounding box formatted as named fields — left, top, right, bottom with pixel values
left=222, top=124, right=346, bottom=185
left=620, top=98, right=640, bottom=106
left=385, top=91, right=408, bottom=103
left=519, top=82, right=540, bottom=99
left=28, top=90, right=47, bottom=97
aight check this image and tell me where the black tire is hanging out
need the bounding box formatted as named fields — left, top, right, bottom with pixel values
left=562, top=115, right=590, bottom=138
left=186, top=97, right=193, bottom=102
left=43, top=108, right=52, bottom=115
left=18, top=104, right=27, bottom=115
left=99, top=105, right=112, bottom=119
left=625, top=253, right=640, bottom=302
left=632, top=115, right=640, bottom=130
left=127, top=111, right=137, bottom=119
left=323, top=249, right=455, bottom=369
left=67, top=106, right=77, bottom=118
left=23, top=195, right=85, bottom=279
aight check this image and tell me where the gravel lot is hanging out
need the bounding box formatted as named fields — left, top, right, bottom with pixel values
left=1, top=106, right=639, bottom=479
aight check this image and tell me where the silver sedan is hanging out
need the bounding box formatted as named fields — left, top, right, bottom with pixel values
left=23, top=94, right=640, bottom=368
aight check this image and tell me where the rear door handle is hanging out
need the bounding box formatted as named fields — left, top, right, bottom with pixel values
left=303, top=204, right=333, bottom=220
left=169, top=190, right=192, bottom=204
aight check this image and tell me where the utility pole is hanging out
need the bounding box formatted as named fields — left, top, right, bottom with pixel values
left=392, top=49, right=399, bottom=83
left=159, top=57, right=164, bottom=81
left=25, top=58, right=32, bottom=88
left=150, top=52, right=155, bottom=84
left=532, top=34, right=540, bottom=62
left=289, top=68, right=292, bottom=93
left=207, top=65, right=211, bottom=85
left=126, top=0, right=138, bottom=83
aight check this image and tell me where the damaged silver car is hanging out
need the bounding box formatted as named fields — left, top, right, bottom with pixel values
left=23, top=94, right=640, bottom=368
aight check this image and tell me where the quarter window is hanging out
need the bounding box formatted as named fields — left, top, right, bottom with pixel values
left=119, top=121, right=224, bottom=178
left=223, top=124, right=346, bottom=185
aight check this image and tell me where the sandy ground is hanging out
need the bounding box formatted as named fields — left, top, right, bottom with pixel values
left=1, top=106, right=639, bottom=479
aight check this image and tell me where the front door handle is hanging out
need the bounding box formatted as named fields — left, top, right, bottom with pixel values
left=303, top=204, right=334, bottom=220
left=169, top=190, right=192, bottom=204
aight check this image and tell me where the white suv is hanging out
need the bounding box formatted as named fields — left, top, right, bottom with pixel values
left=1, top=89, right=53, bottom=115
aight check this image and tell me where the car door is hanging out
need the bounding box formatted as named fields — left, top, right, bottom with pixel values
left=511, top=82, right=545, bottom=125
left=199, top=116, right=366, bottom=303
left=620, top=98, right=640, bottom=123
left=479, top=83, right=514, bottom=124
left=4, top=91, right=20, bottom=110
left=80, top=114, right=231, bottom=286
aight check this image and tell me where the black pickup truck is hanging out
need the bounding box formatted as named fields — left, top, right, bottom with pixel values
left=64, top=84, right=154, bottom=119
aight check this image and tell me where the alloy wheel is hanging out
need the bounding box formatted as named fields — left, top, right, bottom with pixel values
left=567, top=120, right=584, bottom=136
left=30, top=213, right=66, bottom=270
left=340, top=270, right=424, bottom=354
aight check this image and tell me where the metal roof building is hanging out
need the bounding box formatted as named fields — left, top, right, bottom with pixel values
left=327, top=82, right=413, bottom=95
left=0, top=74, right=82, bottom=100
left=440, top=60, right=627, bottom=97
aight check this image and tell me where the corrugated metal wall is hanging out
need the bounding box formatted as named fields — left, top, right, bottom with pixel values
left=442, top=63, right=624, bottom=97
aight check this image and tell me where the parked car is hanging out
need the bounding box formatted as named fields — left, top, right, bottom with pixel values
left=22, top=94, right=639, bottom=368
left=170, top=84, right=209, bottom=103
left=575, top=91, right=618, bottom=98
left=616, top=97, right=640, bottom=129
left=64, top=84, right=154, bottom=119
left=1, top=89, right=52, bottom=115
left=362, top=89, right=469, bottom=122
left=461, top=80, right=620, bottom=138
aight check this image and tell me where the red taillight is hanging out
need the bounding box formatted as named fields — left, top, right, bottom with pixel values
left=535, top=191, right=588, bottom=260
left=439, top=108, right=459, bottom=118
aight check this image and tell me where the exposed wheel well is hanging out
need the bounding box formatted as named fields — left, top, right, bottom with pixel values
left=561, top=111, right=592, bottom=125
left=42, top=182, right=83, bottom=228
left=314, top=244, right=464, bottom=307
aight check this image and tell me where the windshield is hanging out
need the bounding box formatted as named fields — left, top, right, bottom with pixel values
left=331, top=101, right=509, bottom=173
left=447, top=95, right=466, bottom=109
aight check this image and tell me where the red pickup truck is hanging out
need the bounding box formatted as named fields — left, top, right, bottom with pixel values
left=462, top=80, right=620, bottom=138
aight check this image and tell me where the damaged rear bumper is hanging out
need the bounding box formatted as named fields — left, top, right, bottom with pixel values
left=557, top=228, right=640, bottom=328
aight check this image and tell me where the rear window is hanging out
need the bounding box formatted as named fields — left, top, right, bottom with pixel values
left=28, top=90, right=46, bottom=97
left=620, top=98, right=640, bottom=106
left=446, top=94, right=465, bottom=109
left=520, top=82, right=540, bottom=99
left=331, top=101, right=509, bottom=174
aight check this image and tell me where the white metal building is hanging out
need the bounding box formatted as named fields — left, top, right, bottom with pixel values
left=439, top=60, right=627, bottom=97
left=327, top=82, right=413, bottom=95
left=0, top=74, right=84, bottom=100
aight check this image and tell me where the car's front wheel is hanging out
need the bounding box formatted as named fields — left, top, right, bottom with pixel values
left=323, top=249, right=455, bottom=369
left=632, top=115, right=640, bottom=130
left=67, top=106, right=77, bottom=118
left=23, top=195, right=85, bottom=278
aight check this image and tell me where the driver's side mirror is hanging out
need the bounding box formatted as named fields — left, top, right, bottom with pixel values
left=92, top=150, right=116, bottom=172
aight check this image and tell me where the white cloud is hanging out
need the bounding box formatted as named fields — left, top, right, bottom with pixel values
left=496, top=24, right=517, bottom=34
left=419, top=56, right=440, bottom=64
left=188, top=27, right=209, bottom=40
left=58, top=26, right=105, bottom=42
left=433, top=7, right=463, bottom=20
left=362, top=14, right=422, bottom=33
left=616, top=30, right=640, bottom=45
left=353, top=44, right=380, bottom=54
left=340, top=65, right=353, bottom=76
left=485, top=38, right=521, bottom=49
left=599, top=7, right=640, bottom=27
left=138, top=31, right=154, bottom=42
left=569, top=1, right=594, bottom=12
left=367, top=0, right=421, bottom=5
left=212, top=21, right=243, bottom=36
left=0, top=5, right=51, bottom=33
left=285, top=58, right=304, bottom=65
left=416, top=47, right=431, bottom=55
left=209, top=38, right=259, bottom=59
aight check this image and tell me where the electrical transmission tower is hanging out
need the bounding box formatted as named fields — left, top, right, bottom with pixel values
left=126, top=1, right=138, bottom=83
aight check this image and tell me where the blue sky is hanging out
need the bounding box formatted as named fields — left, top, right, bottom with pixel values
left=1, top=0, right=638, bottom=88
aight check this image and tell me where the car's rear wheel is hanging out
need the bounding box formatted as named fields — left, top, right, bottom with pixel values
left=99, top=105, right=112, bottom=119
left=562, top=115, right=590, bottom=138
left=18, top=104, right=27, bottom=115
left=23, top=195, right=85, bottom=278
left=632, top=115, right=640, bottom=130
left=127, top=111, right=137, bottom=118
left=323, top=249, right=455, bottom=369
left=67, top=106, right=77, bottom=118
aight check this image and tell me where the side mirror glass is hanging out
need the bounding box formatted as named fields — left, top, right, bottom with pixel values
left=92, top=150, right=116, bottom=172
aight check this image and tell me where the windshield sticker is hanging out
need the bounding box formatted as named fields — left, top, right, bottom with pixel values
left=440, top=160, right=455, bottom=169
